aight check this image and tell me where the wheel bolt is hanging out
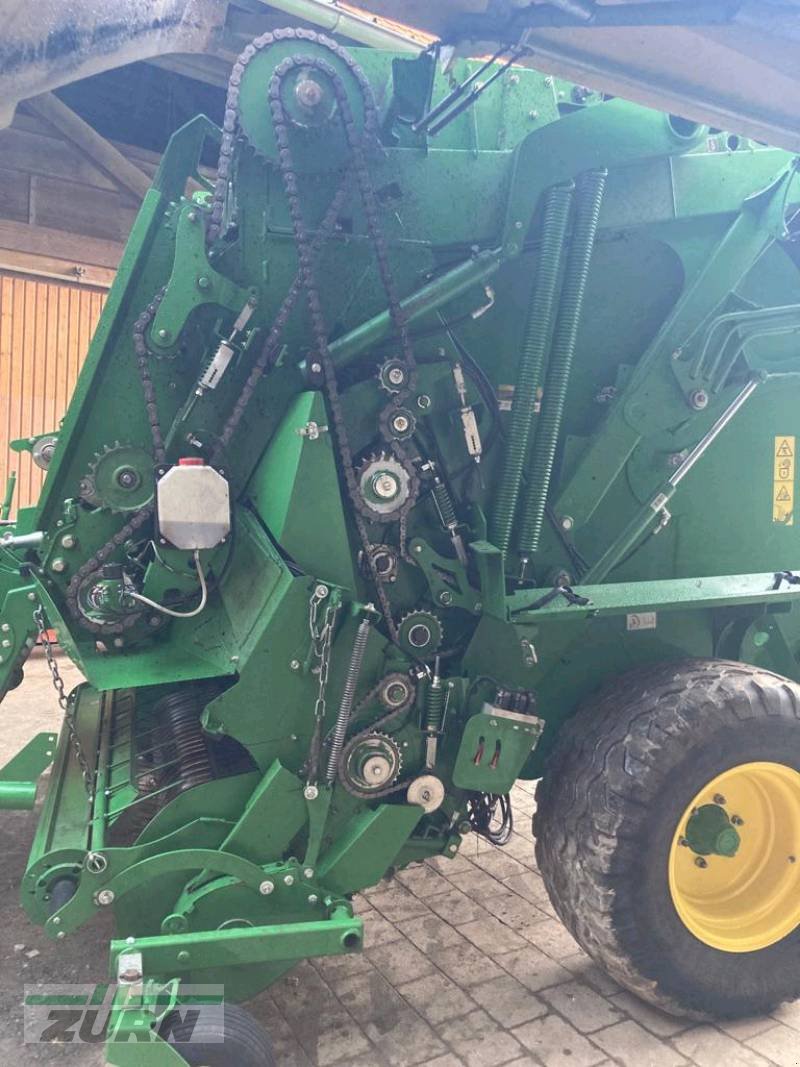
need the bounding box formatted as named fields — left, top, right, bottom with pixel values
left=731, top=815, right=744, bottom=826
left=679, top=837, right=689, bottom=847
left=713, top=794, right=726, bottom=806
left=695, top=857, right=708, bottom=868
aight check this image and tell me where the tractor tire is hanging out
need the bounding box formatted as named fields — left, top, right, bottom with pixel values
left=534, top=658, right=800, bottom=1019
left=158, top=1002, right=275, bottom=1065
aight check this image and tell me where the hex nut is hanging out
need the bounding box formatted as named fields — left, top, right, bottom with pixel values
left=259, top=880, right=275, bottom=895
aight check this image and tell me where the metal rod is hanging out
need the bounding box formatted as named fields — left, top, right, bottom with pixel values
left=0, top=530, right=44, bottom=549
left=1, top=472, right=16, bottom=520
left=584, top=377, right=760, bottom=583
left=413, top=47, right=507, bottom=133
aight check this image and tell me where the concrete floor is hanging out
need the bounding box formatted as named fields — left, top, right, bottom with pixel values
left=2, top=654, right=800, bottom=1066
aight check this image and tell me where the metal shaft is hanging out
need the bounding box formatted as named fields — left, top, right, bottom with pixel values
left=490, top=182, right=574, bottom=557
left=325, top=614, right=372, bottom=784
left=518, top=169, right=607, bottom=569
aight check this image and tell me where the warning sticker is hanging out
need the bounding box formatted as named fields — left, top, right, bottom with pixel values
left=773, top=436, right=795, bottom=525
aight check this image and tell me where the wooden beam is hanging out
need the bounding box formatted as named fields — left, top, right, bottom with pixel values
left=0, top=218, right=124, bottom=269
left=25, top=92, right=152, bottom=201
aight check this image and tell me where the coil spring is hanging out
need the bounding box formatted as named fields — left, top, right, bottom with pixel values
left=432, top=478, right=458, bottom=531
left=425, top=676, right=446, bottom=734
left=490, top=182, right=574, bottom=557
left=326, top=616, right=372, bottom=783
left=518, top=169, right=607, bottom=562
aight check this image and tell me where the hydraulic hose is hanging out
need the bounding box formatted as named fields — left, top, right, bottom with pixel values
left=517, top=169, right=607, bottom=571
left=490, top=182, right=574, bottom=557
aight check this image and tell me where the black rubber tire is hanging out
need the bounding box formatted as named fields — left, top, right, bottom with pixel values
left=158, top=1002, right=275, bottom=1065
left=534, top=657, right=800, bottom=1019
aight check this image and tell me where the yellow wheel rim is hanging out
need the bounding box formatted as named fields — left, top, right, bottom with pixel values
left=669, top=761, right=800, bottom=952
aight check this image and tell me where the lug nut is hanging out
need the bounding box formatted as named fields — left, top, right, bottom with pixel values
left=713, top=794, right=726, bottom=806
left=731, top=815, right=744, bottom=826
left=695, top=857, right=708, bottom=868
left=259, top=880, right=275, bottom=895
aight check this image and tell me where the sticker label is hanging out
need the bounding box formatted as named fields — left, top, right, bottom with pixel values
left=626, top=612, right=657, bottom=631
left=773, top=436, right=795, bottom=525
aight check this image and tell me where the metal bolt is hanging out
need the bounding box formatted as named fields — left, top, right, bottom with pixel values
left=303, top=867, right=314, bottom=879
left=96, top=889, right=115, bottom=906
left=690, top=389, right=709, bottom=410
left=1, top=639, right=9, bottom=649
left=177, top=950, right=191, bottom=962
left=308, top=894, right=319, bottom=905
left=731, top=815, right=744, bottom=826
left=392, top=414, right=410, bottom=434
left=388, top=367, right=405, bottom=385
left=448, top=844, right=458, bottom=853
left=27, top=592, right=36, bottom=601
left=284, top=874, right=295, bottom=886
left=119, top=967, right=142, bottom=983
left=417, top=394, right=431, bottom=410
left=713, top=794, right=726, bottom=806
left=679, top=837, right=689, bottom=847
left=514, top=220, right=523, bottom=230
left=695, top=857, right=708, bottom=868
left=544, top=76, right=554, bottom=87
left=438, top=591, right=453, bottom=606
left=373, top=472, right=399, bottom=499
left=0, top=623, right=8, bottom=633
left=560, top=515, right=574, bottom=531
left=528, top=109, right=539, bottom=120
left=315, top=584, right=329, bottom=598
left=187, top=211, right=198, bottom=223
left=56, top=931, right=65, bottom=939
left=61, top=535, right=76, bottom=549
left=290, top=659, right=301, bottom=671
left=296, top=77, right=324, bottom=109
left=113, top=637, right=124, bottom=649
left=50, top=558, right=66, bottom=573
left=310, top=362, right=322, bottom=374
left=413, top=544, right=423, bottom=554
left=52, top=916, right=61, bottom=925
left=157, top=328, right=171, bottom=341
left=259, top=880, right=275, bottom=895
left=197, top=275, right=211, bottom=290
left=304, top=785, right=319, bottom=800
left=508, top=73, right=519, bottom=85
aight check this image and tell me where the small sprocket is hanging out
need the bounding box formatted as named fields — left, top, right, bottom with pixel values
left=79, top=443, right=155, bottom=512
left=356, top=451, right=417, bottom=522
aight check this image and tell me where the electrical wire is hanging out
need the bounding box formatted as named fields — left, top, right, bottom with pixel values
left=129, top=548, right=208, bottom=618
left=466, top=791, right=514, bottom=845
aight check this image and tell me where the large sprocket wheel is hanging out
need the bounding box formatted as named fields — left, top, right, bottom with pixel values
left=79, top=442, right=154, bottom=512
left=534, top=658, right=800, bottom=1019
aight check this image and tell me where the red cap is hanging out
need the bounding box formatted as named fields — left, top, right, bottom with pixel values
left=178, top=457, right=205, bottom=466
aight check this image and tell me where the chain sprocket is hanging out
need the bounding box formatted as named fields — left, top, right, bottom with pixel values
left=79, top=442, right=155, bottom=512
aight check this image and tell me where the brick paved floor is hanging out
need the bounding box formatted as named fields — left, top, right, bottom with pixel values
left=2, top=656, right=798, bottom=1065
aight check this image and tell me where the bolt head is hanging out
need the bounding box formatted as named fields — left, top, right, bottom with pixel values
left=157, top=328, right=170, bottom=341
left=391, top=414, right=410, bottom=434
left=96, top=889, right=115, bottom=906
left=713, top=794, right=726, bottom=806
left=61, top=535, right=76, bottom=549
left=0, top=623, right=9, bottom=632
left=197, top=275, right=211, bottom=290
left=259, top=880, right=275, bottom=895
left=417, top=394, right=431, bottom=410
left=50, top=558, right=66, bottom=573
left=387, top=367, right=405, bottom=385
left=438, top=591, right=453, bottom=606
left=303, top=867, right=314, bottom=879
left=295, top=77, right=324, bottom=109
left=284, top=874, right=295, bottom=886
left=310, top=362, right=322, bottom=374
left=304, top=785, right=319, bottom=800
left=695, top=857, right=708, bottom=869
left=373, top=472, right=399, bottom=500
left=308, top=894, right=319, bottom=905
left=690, top=389, right=709, bottom=410
left=1, top=639, right=9, bottom=648
left=560, top=516, right=574, bottom=531
left=290, top=659, right=301, bottom=671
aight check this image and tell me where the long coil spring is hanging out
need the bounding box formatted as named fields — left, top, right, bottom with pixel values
left=325, top=615, right=372, bottom=783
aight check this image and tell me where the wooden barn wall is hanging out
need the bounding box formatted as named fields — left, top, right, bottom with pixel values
left=0, top=272, right=106, bottom=512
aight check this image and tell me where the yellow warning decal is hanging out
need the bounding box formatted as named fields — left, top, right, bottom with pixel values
left=773, top=436, right=795, bottom=525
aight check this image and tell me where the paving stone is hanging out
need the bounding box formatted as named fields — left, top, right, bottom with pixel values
left=673, top=1025, right=772, bottom=1066
left=397, top=913, right=467, bottom=954
left=396, top=970, right=475, bottom=1025
left=520, top=917, right=580, bottom=960
left=560, top=953, right=622, bottom=996
left=445, top=867, right=504, bottom=900
left=336, top=968, right=408, bottom=1025
left=609, top=991, right=691, bottom=1037
left=495, top=945, right=573, bottom=993
left=458, top=913, right=530, bottom=955
left=427, top=1056, right=468, bottom=1067
left=367, top=935, right=436, bottom=985
left=770, top=998, right=800, bottom=1032
left=488, top=890, right=550, bottom=933
left=501, top=833, right=538, bottom=867
left=471, top=974, right=547, bottom=1027
left=513, top=1013, right=607, bottom=1067
left=541, top=980, right=623, bottom=1033
left=746, top=1022, right=800, bottom=1066
left=396, top=862, right=454, bottom=898
left=365, top=1007, right=446, bottom=1066
left=429, top=941, right=505, bottom=987
left=361, top=910, right=405, bottom=948
left=502, top=871, right=553, bottom=907
left=300, top=1007, right=373, bottom=1066
left=590, top=1020, right=687, bottom=1067
left=426, top=886, right=491, bottom=926
left=427, top=853, right=475, bottom=875
left=718, top=1016, right=782, bottom=1040
left=271, top=963, right=339, bottom=1023
left=369, top=883, right=432, bottom=923
left=437, top=1008, right=524, bottom=1067
left=312, top=949, right=375, bottom=981
left=470, top=848, right=530, bottom=881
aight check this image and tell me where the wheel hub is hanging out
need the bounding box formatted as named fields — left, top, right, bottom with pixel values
left=669, top=761, right=800, bottom=952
